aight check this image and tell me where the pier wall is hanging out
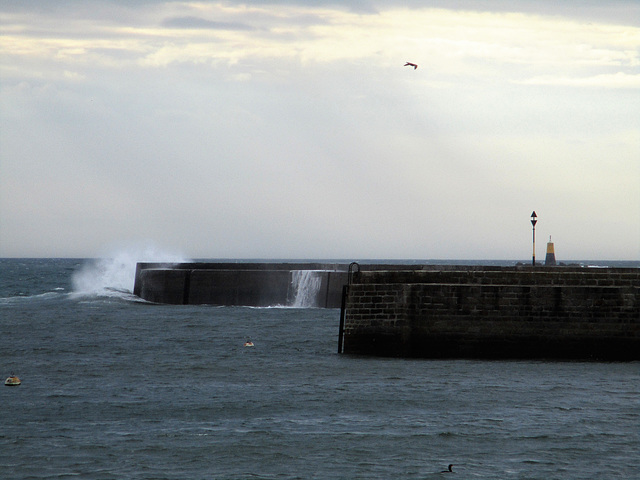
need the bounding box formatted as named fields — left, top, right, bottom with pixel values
left=341, top=268, right=640, bottom=360
left=134, top=262, right=350, bottom=307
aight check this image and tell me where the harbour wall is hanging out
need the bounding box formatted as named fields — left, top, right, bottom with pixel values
left=340, top=267, right=640, bottom=360
left=133, top=262, right=351, bottom=307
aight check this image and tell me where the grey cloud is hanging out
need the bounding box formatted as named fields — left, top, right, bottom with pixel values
left=163, top=16, right=256, bottom=31
left=237, top=0, right=378, bottom=14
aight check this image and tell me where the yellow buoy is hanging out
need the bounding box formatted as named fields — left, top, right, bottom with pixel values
left=4, top=375, right=21, bottom=386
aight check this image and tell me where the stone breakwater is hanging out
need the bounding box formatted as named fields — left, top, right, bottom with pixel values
left=340, top=266, right=640, bottom=360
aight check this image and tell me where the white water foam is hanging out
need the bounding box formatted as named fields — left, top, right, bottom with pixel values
left=290, top=270, right=322, bottom=308
left=71, top=247, right=189, bottom=299
left=0, top=291, right=62, bottom=305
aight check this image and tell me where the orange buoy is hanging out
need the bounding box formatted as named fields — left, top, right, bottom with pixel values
left=545, top=236, right=557, bottom=266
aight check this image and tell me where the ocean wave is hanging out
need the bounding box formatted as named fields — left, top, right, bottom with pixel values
left=68, top=288, right=148, bottom=304
left=0, top=291, right=65, bottom=305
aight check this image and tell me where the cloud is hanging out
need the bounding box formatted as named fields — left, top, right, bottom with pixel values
left=163, top=16, right=256, bottom=31
left=521, top=72, right=640, bottom=88
left=3, top=3, right=638, bottom=77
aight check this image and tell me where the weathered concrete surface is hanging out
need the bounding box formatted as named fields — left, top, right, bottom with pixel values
left=138, top=268, right=188, bottom=305
left=341, top=267, right=640, bottom=360
left=190, top=269, right=309, bottom=306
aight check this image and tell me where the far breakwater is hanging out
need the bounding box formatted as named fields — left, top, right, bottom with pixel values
left=134, top=262, right=349, bottom=307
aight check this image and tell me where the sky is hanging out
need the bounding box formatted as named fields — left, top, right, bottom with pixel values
left=1, top=0, right=639, bottom=261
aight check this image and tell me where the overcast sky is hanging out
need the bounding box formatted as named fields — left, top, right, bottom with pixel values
left=1, top=0, right=638, bottom=261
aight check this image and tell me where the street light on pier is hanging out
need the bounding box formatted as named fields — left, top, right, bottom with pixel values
left=530, top=211, right=537, bottom=266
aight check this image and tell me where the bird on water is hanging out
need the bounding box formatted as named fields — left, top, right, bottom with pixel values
left=441, top=464, right=454, bottom=473
left=404, top=62, right=418, bottom=69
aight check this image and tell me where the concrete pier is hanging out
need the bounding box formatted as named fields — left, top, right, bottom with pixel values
left=340, top=266, right=640, bottom=360
left=134, top=262, right=350, bottom=307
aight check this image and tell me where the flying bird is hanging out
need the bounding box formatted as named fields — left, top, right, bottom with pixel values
left=404, top=62, right=418, bottom=69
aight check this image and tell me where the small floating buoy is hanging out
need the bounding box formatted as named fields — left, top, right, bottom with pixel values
left=244, top=340, right=254, bottom=347
left=4, top=375, right=21, bottom=386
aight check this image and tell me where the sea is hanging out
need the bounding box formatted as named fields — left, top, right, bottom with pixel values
left=1, top=256, right=638, bottom=480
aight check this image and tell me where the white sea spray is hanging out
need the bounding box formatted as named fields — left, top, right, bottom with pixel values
left=71, top=246, right=189, bottom=297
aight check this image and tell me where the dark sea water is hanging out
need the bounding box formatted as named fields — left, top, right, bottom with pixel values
left=1, top=258, right=639, bottom=480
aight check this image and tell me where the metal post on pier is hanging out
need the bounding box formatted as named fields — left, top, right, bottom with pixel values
left=338, top=284, right=347, bottom=354
left=531, top=211, right=537, bottom=266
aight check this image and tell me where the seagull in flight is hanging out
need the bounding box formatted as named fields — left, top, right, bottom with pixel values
left=404, top=62, right=418, bottom=69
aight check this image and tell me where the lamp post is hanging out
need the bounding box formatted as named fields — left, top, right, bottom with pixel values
left=530, top=211, right=537, bottom=266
